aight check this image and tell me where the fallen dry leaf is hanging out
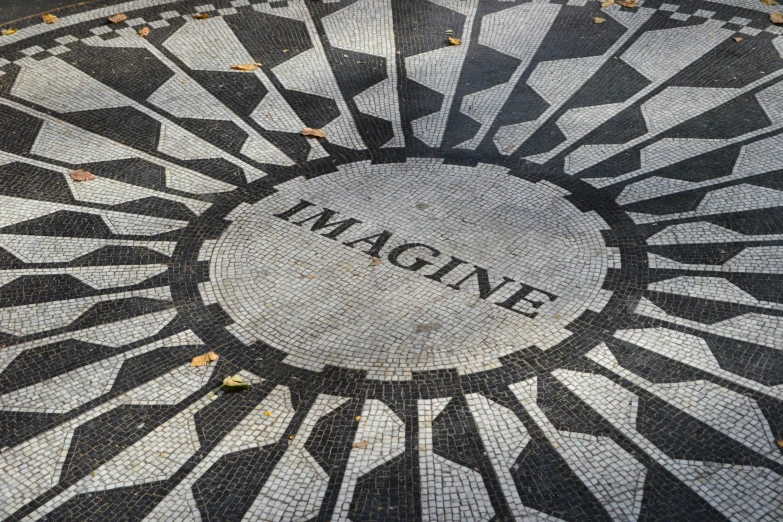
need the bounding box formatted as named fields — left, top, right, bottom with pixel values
left=445, top=29, right=454, bottom=34
left=302, top=127, right=327, bottom=138
left=222, top=374, right=249, bottom=392
left=734, top=36, right=743, bottom=42
left=776, top=439, right=783, bottom=448
left=601, top=0, right=614, bottom=7
left=355, top=415, right=362, bottom=421
left=231, top=62, right=262, bottom=71
left=593, top=16, right=606, bottom=23
left=264, top=411, right=272, bottom=416
left=289, top=435, right=295, bottom=440
left=370, top=257, right=382, bottom=266
left=617, top=0, right=637, bottom=6
left=70, top=169, right=96, bottom=181
left=353, top=441, right=368, bottom=448
left=138, top=27, right=150, bottom=37
left=108, top=13, right=127, bottom=23
left=762, top=0, right=778, bottom=5
left=191, top=351, right=219, bottom=367
left=772, top=11, right=783, bottom=23
left=448, top=36, right=462, bottom=46
left=1, top=28, right=18, bottom=36
left=42, top=13, right=58, bottom=24
left=282, top=48, right=289, bottom=53
left=192, top=12, right=210, bottom=19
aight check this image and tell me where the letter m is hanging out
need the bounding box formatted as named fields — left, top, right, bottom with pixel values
left=273, top=199, right=361, bottom=240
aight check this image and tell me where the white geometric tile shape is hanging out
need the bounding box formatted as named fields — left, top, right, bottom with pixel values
left=332, top=399, right=406, bottom=521
left=245, top=394, right=349, bottom=521
left=417, top=397, right=495, bottom=522
left=322, top=0, right=404, bottom=148
left=511, top=378, right=646, bottom=522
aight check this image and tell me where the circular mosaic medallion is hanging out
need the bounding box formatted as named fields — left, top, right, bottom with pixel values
left=203, top=160, right=615, bottom=378
left=1, top=0, right=782, bottom=520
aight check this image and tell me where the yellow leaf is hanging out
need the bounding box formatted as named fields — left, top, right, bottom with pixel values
left=772, top=11, right=783, bottom=23
left=734, top=36, right=743, bottom=42
left=601, top=0, right=614, bottom=7
left=776, top=439, right=783, bottom=448
left=70, top=169, right=96, bottom=181
left=593, top=16, right=606, bottom=23
left=1, top=28, right=18, bottom=36
left=222, top=374, right=249, bottom=392
left=42, top=13, right=58, bottom=24
left=355, top=415, right=362, bottom=421
left=762, top=0, right=778, bottom=5
left=302, top=127, right=327, bottom=138
left=231, top=62, right=261, bottom=71
left=138, top=27, right=150, bottom=37
left=264, top=411, right=272, bottom=416
left=289, top=435, right=295, bottom=440
left=448, top=36, right=462, bottom=46
left=190, top=351, right=219, bottom=367
left=192, top=13, right=210, bottom=19
left=617, top=0, right=637, bottom=6
left=108, top=13, right=127, bottom=23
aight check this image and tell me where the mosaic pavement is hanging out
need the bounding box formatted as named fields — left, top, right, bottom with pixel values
left=0, top=0, right=782, bottom=519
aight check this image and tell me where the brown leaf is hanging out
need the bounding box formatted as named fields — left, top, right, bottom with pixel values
left=353, top=441, right=368, bottom=448
left=70, top=169, right=96, bottom=182
left=772, top=11, right=783, bottom=23
left=138, top=27, right=150, bottom=37
left=617, top=0, right=637, bottom=6
left=108, top=13, right=127, bottom=23
left=762, top=0, right=778, bottom=5
left=776, top=439, right=783, bottom=448
left=191, top=351, right=219, bottom=367
left=593, top=16, right=606, bottom=23
left=302, top=127, right=327, bottom=138
left=222, top=374, right=249, bottom=392
left=231, top=62, right=261, bottom=71
left=1, top=28, right=18, bottom=36
left=369, top=257, right=382, bottom=266
left=192, top=12, right=210, bottom=19
left=42, top=13, right=58, bottom=24
left=734, top=36, right=743, bottom=42
left=601, top=0, right=614, bottom=7
left=448, top=36, right=462, bottom=46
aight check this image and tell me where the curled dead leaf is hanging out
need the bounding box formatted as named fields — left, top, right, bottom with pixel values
left=231, top=62, right=262, bottom=71
left=138, top=27, right=150, bottom=37
left=601, top=0, right=614, bottom=7
left=445, top=29, right=454, bottom=34
left=302, top=127, right=327, bottom=138
left=776, top=439, right=783, bottom=448
left=353, top=441, right=368, bottom=448
left=289, top=435, right=295, bottom=440
left=355, top=415, right=362, bottom=421
left=762, top=0, right=778, bottom=5
left=222, top=374, right=249, bottom=392
left=192, top=12, right=210, bottom=19
left=593, top=16, right=606, bottom=23
left=617, top=0, right=637, bottom=7
left=108, top=13, right=127, bottom=23
left=1, top=28, right=18, bottom=36
left=191, top=351, right=219, bottom=367
left=42, top=13, right=58, bottom=24
left=734, top=36, right=743, bottom=42
left=448, top=36, right=462, bottom=46
left=772, top=11, right=783, bottom=23
left=70, top=169, right=96, bottom=181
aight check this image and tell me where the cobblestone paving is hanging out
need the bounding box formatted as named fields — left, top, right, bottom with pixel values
left=0, top=0, right=782, bottom=520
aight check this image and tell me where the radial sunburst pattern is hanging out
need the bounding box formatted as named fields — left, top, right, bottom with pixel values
left=0, top=0, right=782, bottom=520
